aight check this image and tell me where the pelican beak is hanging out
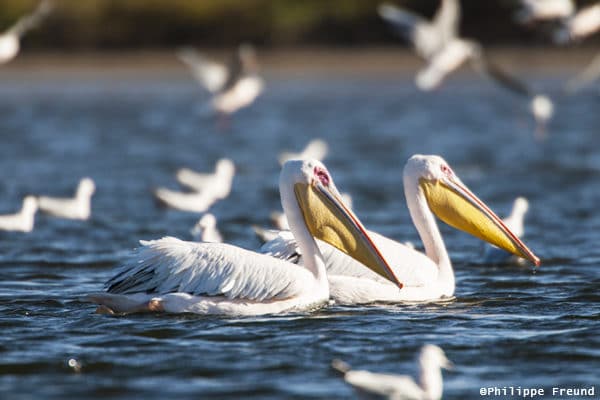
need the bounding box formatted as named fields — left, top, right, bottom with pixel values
left=420, top=176, right=540, bottom=266
left=294, top=182, right=402, bottom=287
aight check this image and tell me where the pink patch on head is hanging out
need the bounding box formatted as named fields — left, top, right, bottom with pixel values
left=314, top=166, right=330, bottom=186
left=440, top=164, right=453, bottom=177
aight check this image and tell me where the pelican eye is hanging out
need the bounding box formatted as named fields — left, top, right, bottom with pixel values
left=314, top=167, right=330, bottom=186
left=440, top=164, right=453, bottom=177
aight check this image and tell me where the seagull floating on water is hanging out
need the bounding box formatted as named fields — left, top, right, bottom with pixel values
left=190, top=213, right=223, bottom=243
left=0, top=196, right=38, bottom=232
left=177, top=45, right=264, bottom=120
left=155, top=159, right=235, bottom=213
left=87, top=159, right=396, bottom=316
left=37, top=178, right=95, bottom=220
left=278, top=139, right=329, bottom=165
left=0, top=0, right=52, bottom=65
left=483, top=197, right=529, bottom=265
left=332, top=344, right=453, bottom=400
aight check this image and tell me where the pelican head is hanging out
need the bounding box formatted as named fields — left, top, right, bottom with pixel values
left=216, top=158, right=236, bottom=176
left=281, top=159, right=401, bottom=286
left=78, top=178, right=96, bottom=197
left=405, top=155, right=540, bottom=266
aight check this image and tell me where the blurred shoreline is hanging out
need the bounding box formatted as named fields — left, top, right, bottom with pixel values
left=1, top=47, right=598, bottom=80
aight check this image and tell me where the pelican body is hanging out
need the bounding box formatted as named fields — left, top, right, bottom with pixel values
left=88, top=160, right=398, bottom=316
left=262, top=155, right=539, bottom=305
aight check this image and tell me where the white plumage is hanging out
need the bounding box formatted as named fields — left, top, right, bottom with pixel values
left=37, top=177, right=95, bottom=220
left=0, top=196, right=38, bottom=232
left=554, top=2, right=600, bottom=43
left=333, top=344, right=452, bottom=400
left=0, top=0, right=52, bottom=64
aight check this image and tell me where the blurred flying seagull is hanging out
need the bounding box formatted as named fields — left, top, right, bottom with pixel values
left=278, top=139, right=329, bottom=165
left=177, top=45, right=264, bottom=118
left=483, top=197, right=529, bottom=265
left=37, top=178, right=96, bottom=220
left=553, top=2, right=600, bottom=44
left=190, top=213, right=223, bottom=243
left=378, top=0, right=460, bottom=60
left=332, top=344, right=453, bottom=400
left=514, top=0, right=575, bottom=24
left=564, top=52, right=600, bottom=94
left=155, top=159, right=235, bottom=213
left=0, top=0, right=53, bottom=65
left=0, top=196, right=38, bottom=232
left=176, top=158, right=235, bottom=199
left=380, top=1, right=554, bottom=134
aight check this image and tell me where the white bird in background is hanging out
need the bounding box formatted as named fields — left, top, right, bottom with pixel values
left=0, top=0, right=53, bottom=65
left=514, top=0, right=575, bottom=24
left=155, top=159, right=235, bottom=213
left=0, top=196, right=38, bottom=232
left=176, top=158, right=235, bottom=198
left=564, top=52, right=600, bottom=93
left=378, top=0, right=460, bottom=61
left=190, top=213, right=223, bottom=243
left=87, top=159, right=398, bottom=316
left=278, top=139, right=329, bottom=165
left=553, top=2, right=600, bottom=43
left=177, top=44, right=264, bottom=119
left=483, top=197, right=529, bottom=265
left=332, top=344, right=453, bottom=400
left=261, top=155, right=539, bottom=305
left=379, top=1, right=554, bottom=135
left=37, top=177, right=95, bottom=220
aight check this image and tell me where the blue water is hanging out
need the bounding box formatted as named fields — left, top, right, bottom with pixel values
left=0, top=74, right=598, bottom=399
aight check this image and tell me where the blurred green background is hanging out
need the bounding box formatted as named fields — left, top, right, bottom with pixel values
left=1, top=0, right=599, bottom=51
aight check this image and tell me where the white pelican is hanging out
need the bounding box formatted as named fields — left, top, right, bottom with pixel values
left=190, top=213, right=222, bottom=243
left=515, top=0, right=575, bottom=24
left=278, top=139, right=329, bottom=165
left=564, top=52, right=600, bottom=94
left=176, top=158, right=235, bottom=197
left=177, top=45, right=264, bottom=118
left=553, top=2, right=600, bottom=44
left=483, top=197, right=529, bottom=265
left=37, top=177, right=95, bottom=220
left=0, top=196, right=38, bottom=232
left=87, top=159, right=399, bottom=316
left=262, top=155, right=539, bottom=305
left=332, top=344, right=452, bottom=400
left=0, top=0, right=52, bottom=65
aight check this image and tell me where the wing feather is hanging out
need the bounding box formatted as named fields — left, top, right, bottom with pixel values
left=106, top=237, right=312, bottom=301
